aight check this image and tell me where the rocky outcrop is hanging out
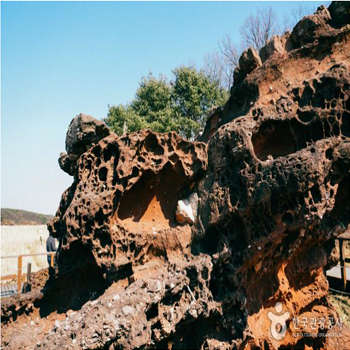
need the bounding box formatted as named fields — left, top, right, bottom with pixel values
left=290, top=5, right=332, bottom=47
left=327, top=1, right=350, bottom=28
left=2, top=2, right=350, bottom=350
left=59, top=113, right=110, bottom=176
left=194, top=2, right=350, bottom=348
left=49, top=129, right=207, bottom=278
left=234, top=47, right=262, bottom=84
left=259, top=35, right=287, bottom=63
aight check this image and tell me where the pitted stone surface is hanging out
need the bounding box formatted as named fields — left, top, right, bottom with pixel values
left=2, top=3, right=350, bottom=350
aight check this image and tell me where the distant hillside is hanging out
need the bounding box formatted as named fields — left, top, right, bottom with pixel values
left=1, top=208, right=54, bottom=226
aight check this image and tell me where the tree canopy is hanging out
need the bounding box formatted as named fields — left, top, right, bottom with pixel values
left=105, top=66, right=228, bottom=139
left=106, top=6, right=316, bottom=138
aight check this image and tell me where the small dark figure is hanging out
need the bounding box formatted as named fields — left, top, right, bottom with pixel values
left=46, top=232, right=57, bottom=277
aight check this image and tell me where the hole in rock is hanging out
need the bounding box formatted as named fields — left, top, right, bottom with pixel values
left=297, top=109, right=315, bottom=123
left=103, top=146, right=112, bottom=162
left=117, top=162, right=186, bottom=230
left=333, top=123, right=340, bottom=136
left=98, top=167, right=108, bottom=182
left=192, top=226, right=221, bottom=255
left=144, top=133, right=164, bottom=155
left=202, top=266, right=209, bottom=280
left=97, top=229, right=112, bottom=248
left=146, top=303, right=159, bottom=321
left=252, top=117, right=335, bottom=161
left=341, top=112, right=350, bottom=137
left=326, top=148, right=334, bottom=160
left=162, top=288, right=183, bottom=306
left=252, top=120, right=301, bottom=160
left=311, top=120, right=323, bottom=141
left=310, top=185, right=322, bottom=203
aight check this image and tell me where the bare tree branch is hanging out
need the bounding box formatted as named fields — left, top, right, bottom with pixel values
left=203, top=4, right=320, bottom=90
left=240, top=7, right=279, bottom=52
left=203, top=36, right=239, bottom=90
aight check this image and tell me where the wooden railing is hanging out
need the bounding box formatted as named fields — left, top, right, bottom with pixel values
left=336, top=231, right=350, bottom=291
left=1, top=252, right=55, bottom=292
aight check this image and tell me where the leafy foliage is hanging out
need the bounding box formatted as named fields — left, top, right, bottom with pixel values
left=105, top=67, right=228, bottom=139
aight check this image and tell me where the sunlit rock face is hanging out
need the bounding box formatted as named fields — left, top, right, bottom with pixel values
left=59, top=113, right=110, bottom=176
left=50, top=128, right=207, bottom=277
left=2, top=3, right=350, bottom=350
left=193, top=3, right=350, bottom=348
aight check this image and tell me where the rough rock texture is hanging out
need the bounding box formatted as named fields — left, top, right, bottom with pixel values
left=290, top=5, right=332, bottom=47
left=234, top=47, right=262, bottom=84
left=59, top=113, right=110, bottom=175
left=259, top=35, right=288, bottom=63
left=196, top=2, right=350, bottom=348
left=2, top=2, right=350, bottom=350
left=50, top=129, right=207, bottom=279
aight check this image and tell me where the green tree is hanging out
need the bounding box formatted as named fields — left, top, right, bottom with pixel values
left=105, top=66, right=228, bottom=139
left=171, top=66, right=228, bottom=138
left=131, top=74, right=176, bottom=133
left=105, top=104, right=147, bottom=136
left=131, top=74, right=170, bottom=119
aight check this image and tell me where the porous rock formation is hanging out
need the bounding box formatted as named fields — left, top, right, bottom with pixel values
left=1, top=2, right=350, bottom=349
left=50, top=125, right=207, bottom=278
left=59, top=113, right=110, bottom=176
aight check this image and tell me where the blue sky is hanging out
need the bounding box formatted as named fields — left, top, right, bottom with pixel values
left=1, top=1, right=325, bottom=215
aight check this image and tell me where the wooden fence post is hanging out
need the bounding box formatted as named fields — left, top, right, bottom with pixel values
left=50, top=253, right=54, bottom=267
left=17, top=255, right=22, bottom=293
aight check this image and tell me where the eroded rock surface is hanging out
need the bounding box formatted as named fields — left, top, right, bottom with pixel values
left=50, top=129, right=207, bottom=279
left=2, top=2, right=350, bottom=350
left=59, top=113, right=110, bottom=175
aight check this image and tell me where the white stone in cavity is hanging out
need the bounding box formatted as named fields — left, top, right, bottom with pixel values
left=175, top=192, right=198, bottom=224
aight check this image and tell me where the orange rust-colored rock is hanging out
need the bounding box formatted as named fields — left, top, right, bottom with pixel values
left=49, top=128, right=207, bottom=277
left=1, top=2, right=350, bottom=350
left=194, top=2, right=350, bottom=349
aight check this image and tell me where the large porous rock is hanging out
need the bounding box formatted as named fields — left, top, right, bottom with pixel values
left=59, top=113, right=110, bottom=175
left=3, top=3, right=350, bottom=350
left=200, top=1, right=350, bottom=142
left=49, top=129, right=207, bottom=278
left=193, top=3, right=350, bottom=348
left=329, top=1, right=350, bottom=28
left=290, top=5, right=331, bottom=48
left=195, top=103, right=350, bottom=348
